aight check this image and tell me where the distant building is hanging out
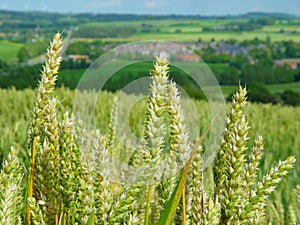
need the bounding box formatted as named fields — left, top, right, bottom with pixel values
left=212, top=25, right=226, bottom=31
left=215, top=42, right=247, bottom=57
left=274, top=58, right=300, bottom=69
left=67, top=55, right=89, bottom=62
left=177, top=54, right=200, bottom=62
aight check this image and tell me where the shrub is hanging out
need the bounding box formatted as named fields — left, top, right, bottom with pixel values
left=279, top=90, right=300, bottom=106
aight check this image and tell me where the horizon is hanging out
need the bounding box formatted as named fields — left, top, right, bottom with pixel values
left=1, top=0, right=300, bottom=16
left=1, top=8, right=299, bottom=18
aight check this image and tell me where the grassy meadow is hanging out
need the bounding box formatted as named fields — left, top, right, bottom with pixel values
left=0, top=40, right=23, bottom=61
left=98, top=31, right=300, bottom=42
left=73, top=19, right=300, bottom=42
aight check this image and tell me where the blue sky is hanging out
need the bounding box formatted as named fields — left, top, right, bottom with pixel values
left=1, top=0, right=300, bottom=16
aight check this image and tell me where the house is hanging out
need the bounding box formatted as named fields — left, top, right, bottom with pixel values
left=215, top=42, right=247, bottom=57
left=274, top=58, right=300, bottom=69
left=177, top=54, right=200, bottom=62
left=67, top=55, right=89, bottom=62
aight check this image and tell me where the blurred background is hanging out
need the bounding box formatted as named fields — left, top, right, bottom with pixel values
left=0, top=0, right=299, bottom=104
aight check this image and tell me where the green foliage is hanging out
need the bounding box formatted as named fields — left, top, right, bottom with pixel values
left=103, top=61, right=206, bottom=100
left=17, top=42, right=47, bottom=62
left=279, top=90, right=300, bottom=106
left=65, top=41, right=105, bottom=60
left=240, top=63, right=297, bottom=84
left=199, top=49, right=298, bottom=88
left=246, top=82, right=279, bottom=104
left=241, top=82, right=300, bottom=106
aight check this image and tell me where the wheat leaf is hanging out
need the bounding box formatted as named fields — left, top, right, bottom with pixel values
left=156, top=117, right=213, bottom=225
left=86, top=215, right=95, bottom=225
left=144, top=177, right=154, bottom=225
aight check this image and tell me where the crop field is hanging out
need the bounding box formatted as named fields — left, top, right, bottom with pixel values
left=73, top=18, right=300, bottom=42
left=78, top=19, right=233, bottom=30
left=0, top=33, right=300, bottom=224
left=1, top=80, right=300, bottom=224
left=262, top=24, right=300, bottom=32
left=0, top=40, right=23, bottom=61
left=1, top=8, right=300, bottom=221
left=97, top=30, right=300, bottom=42
left=1, top=86, right=299, bottom=168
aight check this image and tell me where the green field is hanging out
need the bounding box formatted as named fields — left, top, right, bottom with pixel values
left=267, top=82, right=300, bottom=93
left=73, top=18, right=300, bottom=42
left=97, top=30, right=300, bottom=42
left=0, top=41, right=23, bottom=61
left=263, top=24, right=300, bottom=32
left=78, top=19, right=233, bottom=30
left=221, top=82, right=300, bottom=97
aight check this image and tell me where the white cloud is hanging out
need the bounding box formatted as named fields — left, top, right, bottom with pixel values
left=43, top=4, right=48, bottom=12
left=1, top=3, right=9, bottom=10
left=87, top=0, right=121, bottom=9
left=144, top=1, right=168, bottom=8
left=145, top=1, right=156, bottom=8
left=24, top=3, right=29, bottom=11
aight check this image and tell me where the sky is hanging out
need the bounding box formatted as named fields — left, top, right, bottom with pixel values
left=0, top=0, right=300, bottom=16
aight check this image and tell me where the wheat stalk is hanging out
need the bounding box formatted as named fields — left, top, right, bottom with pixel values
left=27, top=33, right=63, bottom=225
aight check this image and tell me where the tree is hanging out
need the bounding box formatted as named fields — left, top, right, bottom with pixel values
left=219, top=67, right=240, bottom=85
left=279, top=90, right=300, bottom=106
left=229, top=54, right=249, bottom=69
left=248, top=47, right=273, bottom=65
left=17, top=47, right=30, bottom=62
left=246, top=82, right=280, bottom=104
left=284, top=41, right=300, bottom=58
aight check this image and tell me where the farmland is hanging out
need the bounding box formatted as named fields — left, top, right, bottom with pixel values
left=72, top=19, right=300, bottom=42
left=0, top=10, right=300, bottom=224
left=0, top=11, right=300, bottom=97
left=0, top=40, right=22, bottom=61
left=1, top=86, right=299, bottom=161
left=0, top=80, right=300, bottom=223
left=95, top=32, right=300, bottom=43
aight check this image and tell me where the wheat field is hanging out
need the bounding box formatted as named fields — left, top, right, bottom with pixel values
left=0, top=33, right=299, bottom=224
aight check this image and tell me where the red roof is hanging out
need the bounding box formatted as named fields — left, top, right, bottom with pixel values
left=177, top=54, right=200, bottom=62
